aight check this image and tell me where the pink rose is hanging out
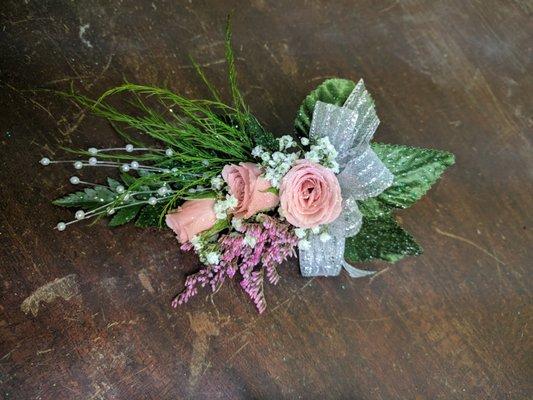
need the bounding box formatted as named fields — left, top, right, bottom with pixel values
left=222, top=162, right=279, bottom=219
left=279, top=160, right=342, bottom=228
left=165, top=198, right=217, bottom=243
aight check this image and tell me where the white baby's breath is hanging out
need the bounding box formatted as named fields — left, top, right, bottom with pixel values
left=244, top=234, right=257, bottom=248
left=261, top=151, right=299, bottom=189
left=319, top=232, right=331, bottom=242
left=278, top=135, right=295, bottom=151
left=251, top=145, right=264, bottom=157
left=260, top=152, right=271, bottom=162
left=210, top=176, right=224, bottom=190
left=226, top=194, right=238, bottom=208
left=190, top=235, right=203, bottom=251
left=298, top=239, right=311, bottom=250
left=231, top=217, right=243, bottom=231
left=304, top=136, right=339, bottom=173
left=214, top=194, right=238, bottom=220
left=205, top=251, right=220, bottom=265
left=294, top=228, right=307, bottom=239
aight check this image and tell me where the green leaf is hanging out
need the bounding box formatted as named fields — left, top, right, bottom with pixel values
left=371, top=143, right=455, bottom=208
left=120, top=173, right=136, bottom=187
left=53, top=186, right=116, bottom=209
left=262, top=187, right=279, bottom=195
left=351, top=144, right=452, bottom=262
left=109, top=204, right=142, bottom=227
left=135, top=204, right=166, bottom=228
left=200, top=218, right=230, bottom=239
left=345, top=215, right=422, bottom=263
left=245, top=115, right=278, bottom=152
left=225, top=14, right=247, bottom=114
left=357, top=197, right=392, bottom=219
left=294, top=78, right=356, bottom=136
left=107, top=177, right=121, bottom=191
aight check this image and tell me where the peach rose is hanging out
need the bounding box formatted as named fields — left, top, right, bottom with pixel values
left=165, top=198, right=217, bottom=243
left=222, top=162, right=279, bottom=219
left=279, top=160, right=342, bottom=228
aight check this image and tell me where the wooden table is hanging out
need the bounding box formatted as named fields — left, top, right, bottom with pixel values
left=1, top=1, right=531, bottom=398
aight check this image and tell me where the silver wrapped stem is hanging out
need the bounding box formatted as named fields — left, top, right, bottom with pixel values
left=299, top=232, right=375, bottom=278
left=299, top=235, right=345, bottom=277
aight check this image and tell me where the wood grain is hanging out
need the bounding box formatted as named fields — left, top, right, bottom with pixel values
left=0, top=1, right=531, bottom=399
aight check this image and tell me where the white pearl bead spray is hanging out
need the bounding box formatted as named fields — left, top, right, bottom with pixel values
left=41, top=144, right=178, bottom=231
left=40, top=144, right=175, bottom=173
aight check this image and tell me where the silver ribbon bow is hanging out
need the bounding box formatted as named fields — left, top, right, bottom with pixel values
left=299, top=79, right=394, bottom=278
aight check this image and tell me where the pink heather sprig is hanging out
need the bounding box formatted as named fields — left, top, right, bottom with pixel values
left=172, top=215, right=298, bottom=313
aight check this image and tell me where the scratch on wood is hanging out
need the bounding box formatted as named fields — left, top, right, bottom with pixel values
left=227, top=341, right=250, bottom=365
left=58, top=109, right=86, bottom=137
left=308, top=75, right=336, bottom=82
left=227, top=277, right=317, bottom=343
left=106, top=318, right=140, bottom=330
left=380, top=0, right=399, bottom=14
left=270, top=277, right=316, bottom=314
left=187, top=312, right=219, bottom=390
left=435, top=227, right=505, bottom=265
left=21, top=274, right=79, bottom=316
left=176, top=57, right=245, bottom=69
left=343, top=306, right=421, bottom=324
left=1, top=344, right=20, bottom=361
left=369, top=267, right=390, bottom=284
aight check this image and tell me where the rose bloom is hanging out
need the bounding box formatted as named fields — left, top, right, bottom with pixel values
left=165, top=198, right=217, bottom=243
left=279, top=160, right=342, bottom=228
left=222, top=162, right=279, bottom=219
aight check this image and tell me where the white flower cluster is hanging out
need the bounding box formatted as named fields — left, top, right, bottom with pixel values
left=244, top=233, right=257, bottom=248
left=190, top=236, right=220, bottom=265
left=252, top=135, right=301, bottom=188
left=214, top=194, right=238, bottom=219
left=277, top=135, right=296, bottom=151
left=210, top=175, right=224, bottom=190
left=294, top=226, right=331, bottom=250
left=190, top=235, right=203, bottom=251
left=304, top=137, right=339, bottom=173
left=231, top=217, right=244, bottom=232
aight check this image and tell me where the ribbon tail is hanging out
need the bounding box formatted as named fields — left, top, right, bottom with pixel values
left=342, top=261, right=375, bottom=278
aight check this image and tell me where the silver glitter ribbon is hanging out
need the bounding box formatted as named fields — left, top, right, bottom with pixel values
left=299, top=80, right=394, bottom=277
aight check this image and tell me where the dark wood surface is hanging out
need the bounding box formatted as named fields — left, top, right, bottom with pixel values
left=1, top=1, right=531, bottom=399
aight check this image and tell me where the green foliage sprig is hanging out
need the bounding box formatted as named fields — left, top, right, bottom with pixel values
left=54, top=18, right=269, bottom=227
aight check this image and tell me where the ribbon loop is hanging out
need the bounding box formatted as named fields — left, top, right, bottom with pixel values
left=328, top=196, right=362, bottom=238
left=337, top=146, right=394, bottom=200
left=310, top=102, right=359, bottom=169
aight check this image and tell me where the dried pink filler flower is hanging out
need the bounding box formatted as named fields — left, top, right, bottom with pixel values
left=172, top=216, right=298, bottom=313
